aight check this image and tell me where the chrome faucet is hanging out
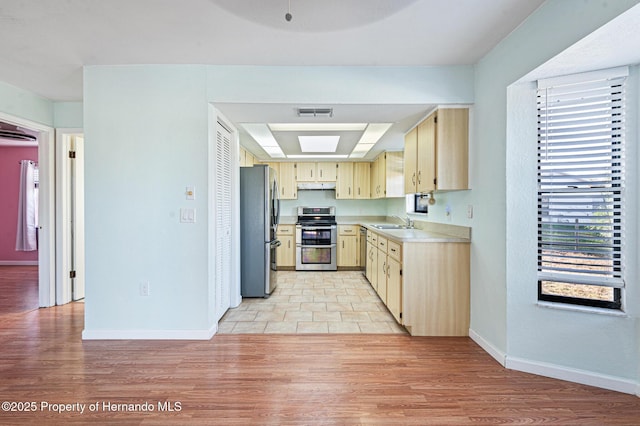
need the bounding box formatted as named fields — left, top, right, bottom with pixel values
left=392, top=215, right=414, bottom=228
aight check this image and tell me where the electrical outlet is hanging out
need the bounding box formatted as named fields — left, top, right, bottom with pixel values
left=140, top=281, right=150, bottom=296
left=467, top=204, right=474, bottom=219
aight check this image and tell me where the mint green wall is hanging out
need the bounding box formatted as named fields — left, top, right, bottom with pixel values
left=0, top=80, right=53, bottom=126
left=206, top=66, right=474, bottom=104
left=469, top=0, right=640, bottom=387
left=280, top=191, right=390, bottom=218
left=82, top=64, right=474, bottom=336
left=83, top=65, right=211, bottom=333
left=506, top=69, right=639, bottom=383
left=53, top=101, right=83, bottom=128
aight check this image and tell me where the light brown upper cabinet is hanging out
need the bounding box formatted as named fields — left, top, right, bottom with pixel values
left=336, top=162, right=354, bottom=199
left=316, top=162, right=337, bottom=182
left=353, top=162, right=370, bottom=199
left=404, top=108, right=469, bottom=193
left=296, top=162, right=316, bottom=182
left=371, top=152, right=404, bottom=199
left=278, top=162, right=297, bottom=199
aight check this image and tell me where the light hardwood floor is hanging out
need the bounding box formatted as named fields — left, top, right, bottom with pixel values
left=1, top=266, right=639, bottom=425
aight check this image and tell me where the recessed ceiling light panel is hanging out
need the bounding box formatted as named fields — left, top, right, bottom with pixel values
left=298, top=135, right=340, bottom=153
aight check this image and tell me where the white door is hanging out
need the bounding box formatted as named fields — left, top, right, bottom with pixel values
left=214, top=120, right=232, bottom=321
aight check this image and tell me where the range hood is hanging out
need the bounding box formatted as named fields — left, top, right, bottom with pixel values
left=297, top=182, right=336, bottom=191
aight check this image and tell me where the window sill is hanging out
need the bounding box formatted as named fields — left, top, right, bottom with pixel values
left=536, top=301, right=628, bottom=318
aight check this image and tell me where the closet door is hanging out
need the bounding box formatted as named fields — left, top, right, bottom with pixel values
left=215, top=120, right=232, bottom=321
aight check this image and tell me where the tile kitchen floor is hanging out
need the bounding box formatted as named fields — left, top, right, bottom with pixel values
left=218, top=270, right=407, bottom=334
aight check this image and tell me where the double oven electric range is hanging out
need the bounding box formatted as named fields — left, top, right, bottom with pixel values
left=295, top=206, right=337, bottom=271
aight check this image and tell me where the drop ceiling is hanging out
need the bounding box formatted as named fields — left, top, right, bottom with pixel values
left=0, top=0, right=546, bottom=159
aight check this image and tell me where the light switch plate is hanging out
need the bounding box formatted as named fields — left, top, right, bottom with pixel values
left=180, top=208, right=196, bottom=223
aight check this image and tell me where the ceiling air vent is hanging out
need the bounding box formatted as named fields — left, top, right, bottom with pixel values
left=296, top=108, right=333, bottom=118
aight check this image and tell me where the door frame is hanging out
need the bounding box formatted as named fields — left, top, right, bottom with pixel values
left=0, top=112, right=56, bottom=307
left=55, top=128, right=85, bottom=304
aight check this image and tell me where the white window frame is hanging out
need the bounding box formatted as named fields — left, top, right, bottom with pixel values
left=536, top=67, right=628, bottom=310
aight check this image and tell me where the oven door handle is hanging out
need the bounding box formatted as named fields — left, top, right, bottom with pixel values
left=298, top=226, right=335, bottom=231
left=296, top=244, right=337, bottom=248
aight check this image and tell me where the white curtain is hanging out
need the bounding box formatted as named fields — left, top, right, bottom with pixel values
left=15, top=160, right=38, bottom=251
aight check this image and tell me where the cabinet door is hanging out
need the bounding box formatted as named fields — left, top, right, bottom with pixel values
left=354, top=162, right=370, bottom=199
left=436, top=108, right=469, bottom=190
left=336, top=162, right=354, bottom=199
left=404, top=127, right=418, bottom=193
left=386, top=256, right=402, bottom=323
left=366, top=242, right=377, bottom=291
left=239, top=147, right=247, bottom=167
left=385, top=152, right=404, bottom=198
left=317, top=162, right=337, bottom=181
left=376, top=253, right=387, bottom=303
left=370, top=157, right=379, bottom=198
left=276, top=235, right=295, bottom=267
left=278, top=163, right=297, bottom=199
left=377, top=154, right=386, bottom=198
left=337, top=235, right=358, bottom=267
left=417, top=113, right=436, bottom=193
left=296, top=162, right=316, bottom=181
left=245, top=151, right=255, bottom=167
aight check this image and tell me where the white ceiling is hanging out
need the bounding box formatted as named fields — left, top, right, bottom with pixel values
left=0, top=0, right=546, bottom=158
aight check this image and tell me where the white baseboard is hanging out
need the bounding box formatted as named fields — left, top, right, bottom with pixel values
left=469, top=328, right=506, bottom=366
left=82, top=323, right=218, bottom=340
left=506, top=356, right=638, bottom=396
left=0, top=260, right=38, bottom=266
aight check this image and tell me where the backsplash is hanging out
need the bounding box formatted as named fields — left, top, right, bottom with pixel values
left=280, top=190, right=391, bottom=216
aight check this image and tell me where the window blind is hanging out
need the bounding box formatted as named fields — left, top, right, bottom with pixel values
left=537, top=72, right=625, bottom=289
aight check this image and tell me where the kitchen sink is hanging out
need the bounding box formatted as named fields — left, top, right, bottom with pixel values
left=371, top=224, right=406, bottom=230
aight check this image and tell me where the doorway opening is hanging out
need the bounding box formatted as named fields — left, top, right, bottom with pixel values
left=0, top=120, right=40, bottom=314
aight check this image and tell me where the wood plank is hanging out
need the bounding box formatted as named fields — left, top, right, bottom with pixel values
left=1, top=266, right=639, bottom=425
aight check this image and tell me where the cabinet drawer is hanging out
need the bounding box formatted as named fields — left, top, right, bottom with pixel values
left=277, top=224, right=294, bottom=236
left=377, top=236, right=388, bottom=253
left=369, top=232, right=378, bottom=244
left=387, top=240, right=402, bottom=261
left=338, top=225, right=359, bottom=236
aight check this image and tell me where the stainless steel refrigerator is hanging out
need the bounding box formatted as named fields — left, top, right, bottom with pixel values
left=240, top=165, right=280, bottom=297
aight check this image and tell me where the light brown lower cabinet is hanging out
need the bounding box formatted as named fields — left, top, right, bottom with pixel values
left=337, top=225, right=360, bottom=268
left=276, top=225, right=295, bottom=268
left=365, top=230, right=470, bottom=336
left=402, top=242, right=470, bottom=336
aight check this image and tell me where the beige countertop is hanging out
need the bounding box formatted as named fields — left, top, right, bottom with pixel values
left=278, top=216, right=470, bottom=243
left=361, top=223, right=470, bottom=243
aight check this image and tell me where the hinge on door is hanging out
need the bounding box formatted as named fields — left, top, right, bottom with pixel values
left=400, top=269, right=402, bottom=276
left=69, top=270, right=76, bottom=278
left=69, top=150, right=76, bottom=159
left=400, top=312, right=403, bottom=319
left=434, top=116, right=438, bottom=124
left=434, top=178, right=437, bottom=185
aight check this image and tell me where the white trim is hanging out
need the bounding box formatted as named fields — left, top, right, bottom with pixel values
left=536, top=301, right=628, bottom=317
left=82, top=324, right=218, bottom=341
left=0, top=140, right=38, bottom=147
left=538, top=66, right=629, bottom=89
left=506, top=356, right=638, bottom=395
left=0, top=261, right=39, bottom=266
left=0, top=111, right=56, bottom=308
left=469, top=328, right=506, bottom=366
